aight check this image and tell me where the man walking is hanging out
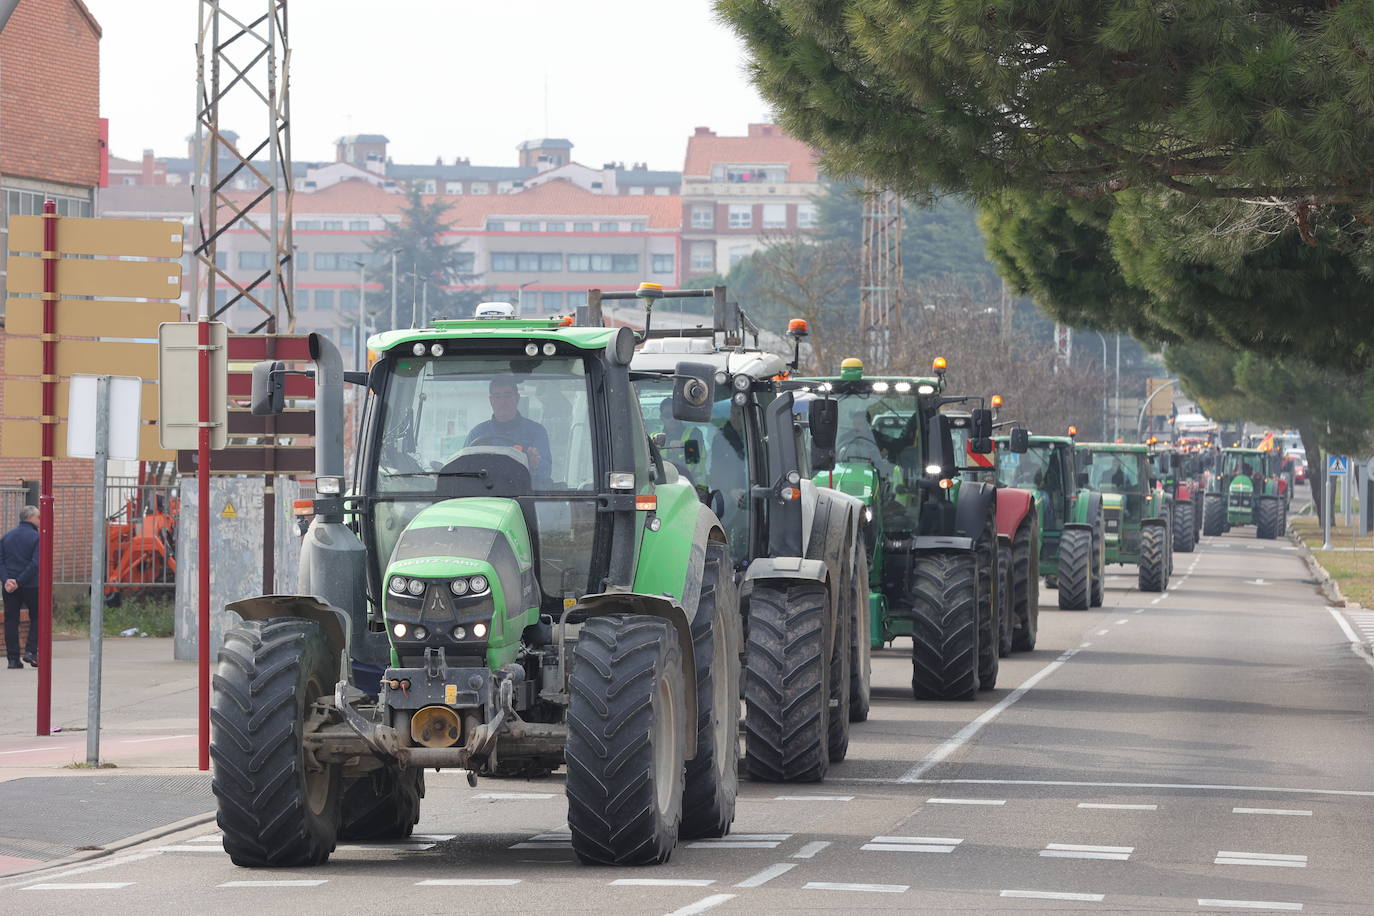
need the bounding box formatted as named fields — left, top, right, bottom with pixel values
left=1, top=506, right=40, bottom=669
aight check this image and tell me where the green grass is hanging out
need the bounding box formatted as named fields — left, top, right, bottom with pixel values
left=51, top=587, right=175, bottom=638
left=1291, top=516, right=1374, bottom=607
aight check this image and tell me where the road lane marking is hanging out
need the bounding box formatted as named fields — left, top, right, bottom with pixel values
left=123, top=734, right=196, bottom=744
left=24, top=883, right=133, bottom=890
left=1214, top=851, right=1306, bottom=868
left=1041, top=843, right=1133, bottom=860
left=1150, top=596, right=1165, bottom=604
left=926, top=797, right=1004, bottom=805
left=1115, top=619, right=1128, bottom=625
left=863, top=844, right=956, bottom=853
left=1078, top=803, right=1157, bottom=810
left=187, top=835, right=221, bottom=843
left=1326, top=607, right=1374, bottom=672
left=898, top=647, right=1084, bottom=782
left=864, top=836, right=962, bottom=853
left=774, top=795, right=852, bottom=801
left=416, top=879, right=521, bottom=886
left=475, top=792, right=557, bottom=800
left=875, top=777, right=1374, bottom=798
left=1133, top=608, right=1145, bottom=614
left=688, top=841, right=780, bottom=849
left=1097, top=629, right=1110, bottom=635
left=510, top=843, right=571, bottom=849
left=1198, top=900, right=1302, bottom=911
left=664, top=894, right=736, bottom=916
left=1080, top=641, right=1092, bottom=647
left=612, top=878, right=716, bottom=887
left=873, top=836, right=963, bottom=844
left=791, top=841, right=830, bottom=859
left=219, top=880, right=327, bottom=887
left=337, top=842, right=435, bottom=851
left=154, top=845, right=223, bottom=852
left=735, top=863, right=795, bottom=887
left=1001, top=890, right=1104, bottom=902
left=0, top=851, right=164, bottom=891
left=804, top=882, right=908, bottom=893
left=1233, top=808, right=1312, bottom=816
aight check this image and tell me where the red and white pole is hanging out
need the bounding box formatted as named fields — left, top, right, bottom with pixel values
left=36, top=200, right=57, bottom=736
left=197, top=281, right=211, bottom=771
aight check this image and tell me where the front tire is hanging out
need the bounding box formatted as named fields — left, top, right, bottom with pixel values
left=1057, top=527, right=1093, bottom=610
left=1011, top=516, right=1039, bottom=652
left=338, top=765, right=424, bottom=841
left=1173, top=501, right=1196, bottom=552
left=567, top=615, right=686, bottom=865
left=1203, top=494, right=1225, bottom=536
left=826, top=574, right=851, bottom=763
left=848, top=550, right=872, bottom=723
left=680, top=542, right=740, bottom=840
left=211, top=619, right=340, bottom=868
left=743, top=581, right=830, bottom=782
left=1255, top=496, right=1282, bottom=540
left=911, top=551, right=979, bottom=701
left=974, top=520, right=999, bottom=691
left=1089, top=518, right=1105, bottom=608
left=1138, top=524, right=1169, bottom=592
left=997, top=540, right=1014, bottom=658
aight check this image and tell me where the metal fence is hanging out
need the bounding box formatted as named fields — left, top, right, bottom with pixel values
left=49, top=478, right=180, bottom=594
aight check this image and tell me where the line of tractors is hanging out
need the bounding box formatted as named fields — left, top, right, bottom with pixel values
left=207, top=284, right=1293, bottom=870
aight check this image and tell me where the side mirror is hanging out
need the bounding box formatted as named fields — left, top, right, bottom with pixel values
left=250, top=360, right=285, bottom=416
left=969, top=437, right=993, bottom=455
left=672, top=361, right=715, bottom=422
left=808, top=399, right=838, bottom=473
left=971, top=407, right=993, bottom=439
left=683, top=439, right=701, bottom=464
left=1009, top=427, right=1030, bottom=454
left=928, top=413, right=955, bottom=476
left=1076, top=471, right=1090, bottom=488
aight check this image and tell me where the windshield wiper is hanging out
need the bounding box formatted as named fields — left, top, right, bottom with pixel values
left=384, top=470, right=488, bottom=479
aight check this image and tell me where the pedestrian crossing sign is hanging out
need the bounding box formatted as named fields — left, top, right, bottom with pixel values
left=1328, top=455, right=1350, bottom=476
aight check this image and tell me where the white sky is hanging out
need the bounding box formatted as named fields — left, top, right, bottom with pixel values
left=82, top=0, right=773, bottom=171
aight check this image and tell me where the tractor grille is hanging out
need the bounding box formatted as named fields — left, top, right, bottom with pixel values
left=1103, top=508, right=1122, bottom=537
left=1230, top=493, right=1252, bottom=509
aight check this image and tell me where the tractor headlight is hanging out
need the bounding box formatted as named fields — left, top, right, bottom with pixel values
left=894, top=382, right=911, bottom=393
left=315, top=476, right=342, bottom=495
left=406, top=578, right=425, bottom=596
left=412, top=342, right=426, bottom=356
left=412, top=626, right=428, bottom=641
left=469, top=575, right=489, bottom=594
left=473, top=622, right=488, bottom=638
left=733, top=374, right=752, bottom=392
left=392, top=622, right=408, bottom=638
left=450, top=577, right=469, bottom=596
left=389, top=576, right=408, bottom=595
left=452, top=626, right=466, bottom=640
left=917, top=384, right=936, bottom=395
left=925, top=464, right=942, bottom=475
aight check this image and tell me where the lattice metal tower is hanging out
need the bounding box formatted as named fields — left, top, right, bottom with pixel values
left=192, top=0, right=294, bottom=333
left=859, top=182, right=903, bottom=368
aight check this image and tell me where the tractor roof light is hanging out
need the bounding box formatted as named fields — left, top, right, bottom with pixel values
left=925, top=464, right=943, bottom=475
left=872, top=381, right=890, bottom=393
left=991, top=394, right=1003, bottom=409
left=917, top=384, right=936, bottom=395
left=894, top=382, right=911, bottom=393
left=636, top=281, right=665, bottom=301
left=1068, top=425, right=1078, bottom=438
left=932, top=357, right=948, bottom=372
left=840, top=357, right=864, bottom=381
left=787, top=318, right=810, bottom=337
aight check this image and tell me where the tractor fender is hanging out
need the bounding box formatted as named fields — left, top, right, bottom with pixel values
left=911, top=535, right=975, bottom=552
left=994, top=487, right=1034, bottom=539
left=227, top=594, right=352, bottom=685
left=1141, top=516, right=1168, bottom=531
left=954, top=480, right=998, bottom=539
left=1072, top=489, right=1104, bottom=526
left=743, top=557, right=829, bottom=590
left=569, top=591, right=699, bottom=761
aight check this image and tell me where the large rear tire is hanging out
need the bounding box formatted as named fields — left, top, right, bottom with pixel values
left=848, top=549, right=872, bottom=723
left=1202, top=494, right=1225, bottom=536
left=1173, top=501, right=1196, bottom=552
left=826, top=574, right=851, bottom=763
left=911, top=550, right=979, bottom=701
left=743, top=581, right=830, bottom=782
left=1255, top=496, right=1282, bottom=540
left=1057, top=527, right=1093, bottom=610
left=1089, top=518, right=1105, bottom=608
left=997, top=540, right=1013, bottom=658
left=974, top=520, right=999, bottom=691
left=680, top=542, right=740, bottom=840
left=338, top=765, right=424, bottom=841
left=211, top=619, right=340, bottom=868
left=1011, top=516, right=1039, bottom=652
left=567, top=615, right=686, bottom=865
left=1138, top=524, right=1169, bottom=592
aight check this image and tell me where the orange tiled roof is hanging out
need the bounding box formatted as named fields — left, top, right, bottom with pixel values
left=683, top=126, right=819, bottom=182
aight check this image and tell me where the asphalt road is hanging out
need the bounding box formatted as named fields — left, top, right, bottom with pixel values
left=5, top=527, right=1371, bottom=914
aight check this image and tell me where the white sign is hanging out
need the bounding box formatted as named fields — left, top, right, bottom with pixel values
left=67, top=375, right=143, bottom=460
left=158, top=321, right=228, bottom=450
left=1328, top=455, right=1350, bottom=476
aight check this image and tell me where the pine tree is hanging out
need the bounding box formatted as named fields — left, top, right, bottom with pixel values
left=367, top=188, right=484, bottom=329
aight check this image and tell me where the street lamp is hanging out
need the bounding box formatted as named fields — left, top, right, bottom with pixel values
left=517, top=280, right=535, bottom=315
left=1135, top=378, right=1178, bottom=439
left=353, top=259, right=367, bottom=372
left=389, top=249, right=400, bottom=331
left=1094, top=331, right=1108, bottom=439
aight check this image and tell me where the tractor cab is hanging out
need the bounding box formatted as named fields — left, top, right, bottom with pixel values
left=1075, top=442, right=1172, bottom=589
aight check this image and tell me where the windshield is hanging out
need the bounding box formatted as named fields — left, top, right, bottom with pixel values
left=1086, top=451, right=1146, bottom=492
left=834, top=393, right=922, bottom=480
left=376, top=354, right=596, bottom=494
left=1222, top=452, right=1263, bottom=478
left=997, top=442, right=1054, bottom=490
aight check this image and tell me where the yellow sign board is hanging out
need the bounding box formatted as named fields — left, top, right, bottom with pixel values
left=7, top=257, right=181, bottom=300
left=7, top=215, right=184, bottom=259
left=7, top=338, right=158, bottom=379
left=0, top=419, right=172, bottom=461
left=4, top=378, right=160, bottom=420
left=220, top=501, right=238, bottom=520
left=5, top=298, right=181, bottom=338
left=1146, top=377, right=1174, bottom=417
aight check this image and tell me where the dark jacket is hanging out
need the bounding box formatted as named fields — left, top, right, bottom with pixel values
left=0, top=520, right=40, bottom=588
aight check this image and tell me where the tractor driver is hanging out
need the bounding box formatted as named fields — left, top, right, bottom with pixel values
left=465, top=378, right=553, bottom=485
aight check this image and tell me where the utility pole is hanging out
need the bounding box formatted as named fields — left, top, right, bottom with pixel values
left=390, top=251, right=399, bottom=331
left=1113, top=334, right=1121, bottom=441
left=354, top=259, right=367, bottom=371
left=859, top=182, right=902, bottom=368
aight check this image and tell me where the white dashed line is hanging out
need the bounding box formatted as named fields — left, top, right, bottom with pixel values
left=664, top=894, right=736, bottom=916
left=804, top=882, right=908, bottom=894
left=1150, top=596, right=1165, bottom=604
left=1079, top=641, right=1092, bottom=648
left=1078, top=803, right=1157, bottom=810
left=0, top=852, right=164, bottom=891
left=416, top=879, right=522, bottom=886
left=219, top=880, right=328, bottom=887
left=926, top=797, right=1005, bottom=806
left=863, top=835, right=962, bottom=853
left=1001, top=890, right=1104, bottom=902
left=154, top=845, right=223, bottom=853
left=734, top=863, right=795, bottom=887
left=1233, top=807, right=1312, bottom=816
left=1327, top=608, right=1374, bottom=672
left=1115, top=619, right=1128, bottom=625
left=689, top=841, right=782, bottom=849
left=611, top=878, right=716, bottom=887
left=1096, top=629, right=1110, bottom=635
left=774, top=795, right=852, bottom=801
left=24, top=883, right=133, bottom=891
left=475, top=792, right=557, bottom=800
left=187, top=835, right=222, bottom=843
left=337, top=842, right=435, bottom=852
left=1041, top=843, right=1133, bottom=861
left=1133, top=608, right=1145, bottom=614
left=1214, top=851, right=1307, bottom=868
left=791, top=841, right=830, bottom=859
left=1198, top=899, right=1302, bottom=911
left=885, top=776, right=1374, bottom=798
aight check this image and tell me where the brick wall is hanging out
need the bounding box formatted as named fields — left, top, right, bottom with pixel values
left=0, top=0, right=102, bottom=187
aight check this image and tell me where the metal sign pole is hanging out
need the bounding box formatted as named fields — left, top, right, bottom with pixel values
left=36, top=200, right=57, bottom=736
left=1322, top=460, right=1334, bottom=550
left=85, top=376, right=110, bottom=766
left=1342, top=463, right=1353, bottom=528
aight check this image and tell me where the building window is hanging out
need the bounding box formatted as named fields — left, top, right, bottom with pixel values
left=444, top=181, right=464, bottom=194
left=611, top=254, right=639, bottom=273
left=420, top=180, right=437, bottom=194
left=567, top=290, right=588, bottom=309
left=313, top=253, right=355, bottom=271
left=540, top=291, right=563, bottom=312
left=454, top=251, right=475, bottom=273
left=629, top=186, right=645, bottom=196
left=652, top=253, right=674, bottom=274
left=339, top=289, right=359, bottom=313
left=727, top=205, right=753, bottom=229
left=492, top=252, right=564, bottom=272
left=519, top=221, right=539, bottom=232
left=567, top=254, right=613, bottom=272
left=729, top=245, right=751, bottom=267
left=238, top=251, right=269, bottom=270
left=573, top=221, right=593, bottom=232
left=296, top=220, right=320, bottom=230
left=762, top=203, right=787, bottom=229
left=545, top=222, right=565, bottom=232
left=295, top=252, right=308, bottom=271
left=690, top=206, right=713, bottom=229
left=471, top=183, right=490, bottom=195
left=630, top=221, right=646, bottom=233
left=690, top=243, right=714, bottom=272
left=348, top=220, right=370, bottom=231
left=491, top=253, right=518, bottom=271
left=315, top=289, right=335, bottom=310
left=497, top=182, right=515, bottom=194
left=321, top=220, right=344, bottom=231
left=598, top=222, right=619, bottom=233
left=797, top=204, right=819, bottom=229
left=653, top=186, right=670, bottom=196
left=486, top=220, right=504, bottom=232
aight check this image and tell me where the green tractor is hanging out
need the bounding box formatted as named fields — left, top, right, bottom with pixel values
left=783, top=356, right=1005, bottom=700
left=1150, top=444, right=1204, bottom=553
left=993, top=432, right=1106, bottom=611
left=1076, top=442, right=1173, bottom=591
left=622, top=288, right=867, bottom=782
left=212, top=306, right=743, bottom=868
left=1202, top=447, right=1289, bottom=539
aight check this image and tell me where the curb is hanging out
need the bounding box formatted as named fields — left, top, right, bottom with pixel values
left=1290, top=528, right=1354, bottom=608
left=0, top=809, right=216, bottom=881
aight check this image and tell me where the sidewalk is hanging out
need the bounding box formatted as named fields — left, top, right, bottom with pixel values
left=0, top=637, right=213, bottom=875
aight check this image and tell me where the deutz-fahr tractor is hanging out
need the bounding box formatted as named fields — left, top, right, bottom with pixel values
left=621, top=287, right=867, bottom=782
left=1202, top=447, right=1289, bottom=539
left=783, top=357, right=1004, bottom=700
left=212, top=306, right=744, bottom=869
left=944, top=400, right=1041, bottom=659
left=1076, top=442, right=1173, bottom=591
left=1150, top=444, right=1204, bottom=553
left=994, top=433, right=1105, bottom=611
